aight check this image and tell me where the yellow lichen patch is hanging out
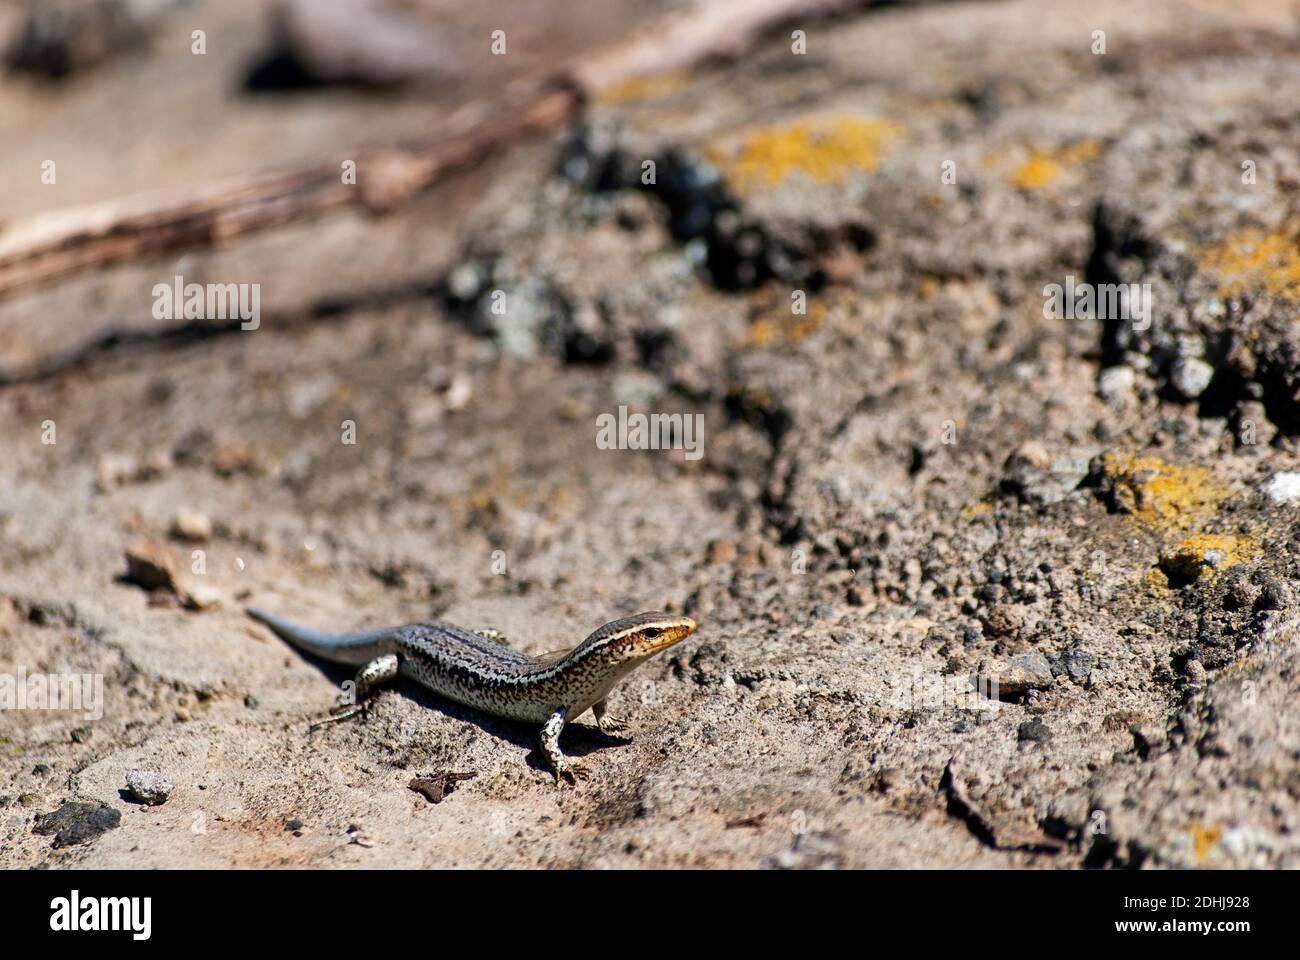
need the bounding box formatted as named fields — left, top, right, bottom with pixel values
left=1197, top=227, right=1300, bottom=301
left=1189, top=822, right=1223, bottom=865
left=1098, top=452, right=1229, bottom=534
left=745, top=303, right=826, bottom=349
left=1158, top=534, right=1256, bottom=581
left=594, top=70, right=692, bottom=106
left=1006, top=140, right=1102, bottom=191
left=744, top=285, right=828, bottom=349
left=709, top=117, right=904, bottom=194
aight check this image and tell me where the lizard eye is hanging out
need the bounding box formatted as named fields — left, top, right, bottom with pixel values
left=640, top=627, right=662, bottom=639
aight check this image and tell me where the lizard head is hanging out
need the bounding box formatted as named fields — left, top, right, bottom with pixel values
left=594, top=612, right=697, bottom=664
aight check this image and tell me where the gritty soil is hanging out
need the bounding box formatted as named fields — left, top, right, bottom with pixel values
left=2, top=0, right=1300, bottom=869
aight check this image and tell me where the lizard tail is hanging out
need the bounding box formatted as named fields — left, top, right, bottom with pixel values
left=246, top=608, right=395, bottom=666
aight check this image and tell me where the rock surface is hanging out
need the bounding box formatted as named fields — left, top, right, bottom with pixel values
left=2, top=0, right=1299, bottom=869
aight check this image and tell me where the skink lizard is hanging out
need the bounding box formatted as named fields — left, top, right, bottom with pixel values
left=246, top=608, right=697, bottom=782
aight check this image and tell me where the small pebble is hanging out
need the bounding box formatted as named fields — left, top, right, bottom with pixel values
left=125, top=769, right=175, bottom=806
left=444, top=373, right=474, bottom=411
left=1097, top=366, right=1136, bottom=404
left=1018, top=719, right=1052, bottom=743
left=1263, top=472, right=1300, bottom=505
left=171, top=508, right=213, bottom=543
left=1170, top=357, right=1214, bottom=400
left=984, top=651, right=1054, bottom=695
left=123, top=541, right=179, bottom=592
left=1255, top=579, right=1291, bottom=612
left=982, top=603, right=1024, bottom=638
left=1226, top=578, right=1259, bottom=610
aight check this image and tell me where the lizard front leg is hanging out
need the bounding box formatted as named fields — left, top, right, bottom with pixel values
left=310, top=653, right=399, bottom=730
left=540, top=707, right=586, bottom=784
left=592, top=699, right=630, bottom=737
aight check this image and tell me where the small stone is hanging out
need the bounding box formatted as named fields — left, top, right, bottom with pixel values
left=1170, top=357, right=1214, bottom=400
left=846, top=584, right=867, bottom=607
left=123, top=541, right=179, bottom=592
left=96, top=450, right=170, bottom=489
left=705, top=539, right=736, bottom=565
left=211, top=440, right=258, bottom=476
left=1061, top=646, right=1096, bottom=683
left=1263, top=472, right=1300, bottom=505
left=244, top=694, right=259, bottom=709
left=982, top=603, right=1024, bottom=637
left=1018, top=719, right=1052, bottom=742
left=1226, top=578, right=1259, bottom=611
left=1254, top=578, right=1291, bottom=612
left=96, top=452, right=138, bottom=491
left=33, top=801, right=121, bottom=848
left=984, top=651, right=1054, bottom=695
left=1235, top=401, right=1276, bottom=448
left=181, top=583, right=223, bottom=611
left=125, top=769, right=174, bottom=806
left=444, top=373, right=474, bottom=411
left=70, top=726, right=92, bottom=744
left=173, top=428, right=213, bottom=465
left=170, top=508, right=212, bottom=543
left=31, top=763, right=51, bottom=776
left=1097, top=366, right=1136, bottom=405
left=143, top=448, right=172, bottom=478
left=1000, top=441, right=1088, bottom=506
left=1132, top=725, right=1166, bottom=756
left=1046, top=791, right=1090, bottom=833
left=447, top=262, right=485, bottom=301
left=285, top=818, right=304, bottom=831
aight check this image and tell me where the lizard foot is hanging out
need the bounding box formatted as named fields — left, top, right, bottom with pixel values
left=597, top=716, right=631, bottom=738
left=554, top=762, right=589, bottom=786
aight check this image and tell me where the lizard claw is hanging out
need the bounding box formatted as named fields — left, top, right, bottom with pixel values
left=554, top=762, right=589, bottom=785
left=598, top=716, right=631, bottom=738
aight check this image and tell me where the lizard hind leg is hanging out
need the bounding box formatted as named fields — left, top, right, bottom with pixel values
left=309, top=653, right=399, bottom=731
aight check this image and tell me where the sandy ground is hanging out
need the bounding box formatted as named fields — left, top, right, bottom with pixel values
left=2, top=0, right=1300, bottom=868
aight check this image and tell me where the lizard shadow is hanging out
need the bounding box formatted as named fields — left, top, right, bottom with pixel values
left=297, top=656, right=631, bottom=773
